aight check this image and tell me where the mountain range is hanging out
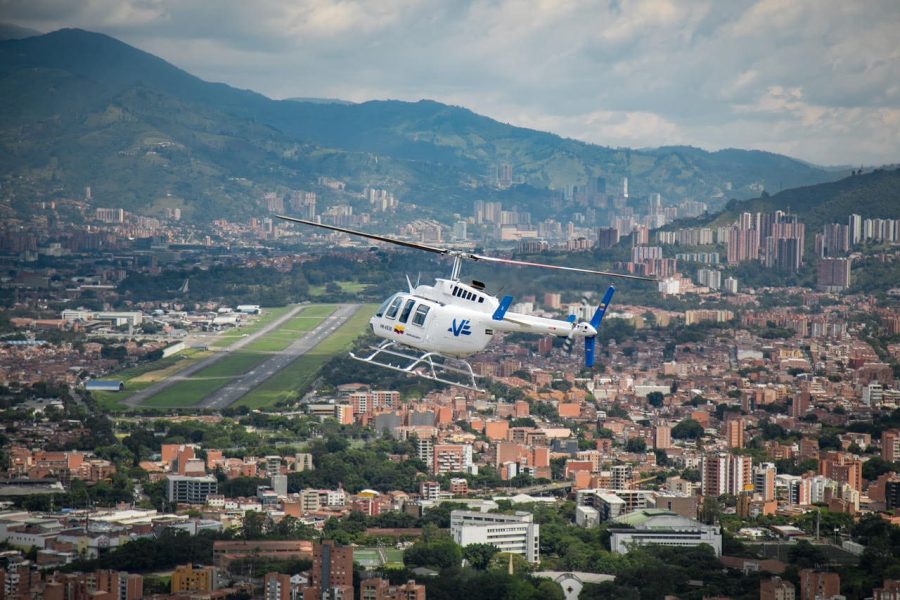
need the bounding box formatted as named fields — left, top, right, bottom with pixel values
left=0, top=28, right=852, bottom=222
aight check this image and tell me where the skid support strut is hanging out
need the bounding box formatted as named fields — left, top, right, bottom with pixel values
left=350, top=340, right=483, bottom=392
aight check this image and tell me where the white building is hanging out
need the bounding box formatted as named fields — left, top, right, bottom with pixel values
left=575, top=489, right=655, bottom=523
left=608, top=509, right=722, bottom=556
left=863, top=383, right=884, bottom=406
left=61, top=310, right=144, bottom=327
left=166, top=475, right=218, bottom=504
left=450, top=510, right=540, bottom=563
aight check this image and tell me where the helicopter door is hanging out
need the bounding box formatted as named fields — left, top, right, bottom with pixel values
left=411, top=304, right=429, bottom=326
left=398, top=299, right=416, bottom=323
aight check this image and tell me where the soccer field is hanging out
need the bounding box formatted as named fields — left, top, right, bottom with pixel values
left=352, top=547, right=405, bottom=569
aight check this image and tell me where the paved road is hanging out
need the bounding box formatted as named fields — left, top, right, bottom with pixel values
left=198, top=303, right=361, bottom=409
left=122, top=304, right=308, bottom=407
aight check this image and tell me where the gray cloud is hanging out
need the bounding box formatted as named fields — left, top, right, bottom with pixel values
left=2, top=0, right=899, bottom=165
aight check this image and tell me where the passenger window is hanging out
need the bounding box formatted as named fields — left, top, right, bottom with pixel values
left=399, top=299, right=416, bottom=323
left=385, top=297, right=403, bottom=319
left=412, top=305, right=430, bottom=326
left=478, top=297, right=484, bottom=303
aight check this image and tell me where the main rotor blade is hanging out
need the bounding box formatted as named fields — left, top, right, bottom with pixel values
left=468, top=254, right=657, bottom=282
left=276, top=215, right=448, bottom=255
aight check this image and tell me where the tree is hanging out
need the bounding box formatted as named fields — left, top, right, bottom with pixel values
left=646, top=392, right=664, bottom=408
left=403, top=536, right=462, bottom=570
left=241, top=511, right=268, bottom=539
left=788, top=540, right=827, bottom=568
left=487, top=552, right=532, bottom=574
left=700, top=496, right=720, bottom=525
left=862, top=456, right=900, bottom=481
left=462, top=543, right=499, bottom=570
left=654, top=449, right=669, bottom=467
left=625, top=438, right=647, bottom=453
left=672, top=419, right=704, bottom=440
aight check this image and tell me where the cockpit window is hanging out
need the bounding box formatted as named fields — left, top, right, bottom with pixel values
left=385, top=296, right=403, bottom=319
left=399, top=299, right=416, bottom=323
left=375, top=296, right=393, bottom=317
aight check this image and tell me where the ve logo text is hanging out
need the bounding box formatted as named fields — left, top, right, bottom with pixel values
left=448, top=319, right=472, bottom=337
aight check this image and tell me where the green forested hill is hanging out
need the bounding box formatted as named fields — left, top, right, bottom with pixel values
left=709, top=168, right=900, bottom=232
left=0, top=28, right=847, bottom=222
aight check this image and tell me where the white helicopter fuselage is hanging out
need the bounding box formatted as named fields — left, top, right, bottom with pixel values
left=368, top=278, right=597, bottom=358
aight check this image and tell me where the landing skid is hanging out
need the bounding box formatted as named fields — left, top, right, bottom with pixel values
left=350, top=340, right=484, bottom=392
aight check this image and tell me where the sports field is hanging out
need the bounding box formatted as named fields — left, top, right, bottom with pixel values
left=138, top=305, right=337, bottom=409
left=234, top=304, right=375, bottom=409
left=352, top=547, right=405, bottom=569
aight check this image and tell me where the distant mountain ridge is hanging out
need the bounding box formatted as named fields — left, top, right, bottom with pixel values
left=0, top=22, right=41, bottom=40
left=0, top=28, right=848, bottom=222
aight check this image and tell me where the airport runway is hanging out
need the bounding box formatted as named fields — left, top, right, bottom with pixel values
left=122, top=304, right=307, bottom=408
left=197, top=303, right=361, bottom=409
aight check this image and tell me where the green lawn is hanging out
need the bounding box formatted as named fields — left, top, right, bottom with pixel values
left=92, top=348, right=211, bottom=411
left=138, top=306, right=337, bottom=409
left=308, top=281, right=369, bottom=297
left=210, top=305, right=295, bottom=348
left=237, top=305, right=336, bottom=353
left=234, top=304, right=375, bottom=409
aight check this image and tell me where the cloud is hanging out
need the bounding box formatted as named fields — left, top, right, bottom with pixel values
left=2, top=0, right=899, bottom=164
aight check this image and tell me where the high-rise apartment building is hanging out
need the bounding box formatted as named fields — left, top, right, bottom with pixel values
left=882, top=430, right=900, bottom=463
left=817, top=257, right=852, bottom=290
left=727, top=226, right=760, bottom=264
left=304, top=541, right=354, bottom=600
left=849, top=214, right=863, bottom=245
left=654, top=422, right=672, bottom=450
left=725, top=419, right=745, bottom=449
left=753, top=463, right=776, bottom=502
left=799, top=570, right=840, bottom=600
left=432, top=444, right=469, bottom=475
left=701, top=453, right=752, bottom=496
left=818, top=451, right=862, bottom=491
left=611, top=465, right=633, bottom=490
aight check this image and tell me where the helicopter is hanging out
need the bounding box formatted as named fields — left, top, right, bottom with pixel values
left=277, top=215, right=655, bottom=391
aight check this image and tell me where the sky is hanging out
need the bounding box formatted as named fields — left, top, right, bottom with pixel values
left=2, top=0, right=900, bottom=166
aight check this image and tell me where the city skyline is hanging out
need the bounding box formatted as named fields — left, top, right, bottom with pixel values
left=2, top=0, right=899, bottom=166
